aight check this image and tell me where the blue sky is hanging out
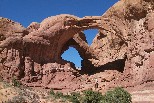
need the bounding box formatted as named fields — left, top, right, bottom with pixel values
left=0, top=0, right=118, bottom=67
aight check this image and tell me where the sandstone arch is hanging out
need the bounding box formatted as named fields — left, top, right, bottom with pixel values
left=0, top=15, right=101, bottom=65
left=0, top=0, right=154, bottom=93
left=0, top=15, right=104, bottom=85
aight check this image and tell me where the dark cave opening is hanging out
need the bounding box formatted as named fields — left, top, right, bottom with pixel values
left=99, top=59, right=126, bottom=73
left=81, top=56, right=127, bottom=75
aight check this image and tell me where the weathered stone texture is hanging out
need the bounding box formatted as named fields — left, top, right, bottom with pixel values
left=0, top=0, right=153, bottom=93
left=0, top=14, right=102, bottom=91
left=90, top=0, right=154, bottom=87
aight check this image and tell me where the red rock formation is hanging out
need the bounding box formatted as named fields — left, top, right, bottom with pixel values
left=0, top=15, right=101, bottom=92
left=0, top=0, right=154, bottom=93
left=91, top=0, right=154, bottom=88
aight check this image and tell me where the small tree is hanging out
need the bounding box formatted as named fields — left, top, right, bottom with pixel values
left=69, top=92, right=81, bottom=103
left=82, top=89, right=103, bottom=103
left=102, top=87, right=132, bottom=103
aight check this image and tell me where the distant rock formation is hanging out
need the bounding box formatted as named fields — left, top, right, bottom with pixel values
left=0, top=0, right=153, bottom=93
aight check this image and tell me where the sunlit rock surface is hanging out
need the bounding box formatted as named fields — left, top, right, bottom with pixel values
left=0, top=0, right=153, bottom=96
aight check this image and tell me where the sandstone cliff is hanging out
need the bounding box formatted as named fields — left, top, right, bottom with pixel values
left=0, top=0, right=153, bottom=94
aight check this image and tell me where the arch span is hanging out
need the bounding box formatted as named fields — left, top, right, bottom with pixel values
left=0, top=14, right=102, bottom=67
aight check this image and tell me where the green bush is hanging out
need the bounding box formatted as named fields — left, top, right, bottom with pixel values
left=102, top=87, right=132, bottom=103
left=12, top=78, right=21, bottom=87
left=69, top=92, right=81, bottom=103
left=54, top=92, right=64, bottom=99
left=49, top=89, right=81, bottom=103
left=81, top=89, right=103, bottom=103
left=49, top=89, right=55, bottom=96
left=49, top=87, right=132, bottom=103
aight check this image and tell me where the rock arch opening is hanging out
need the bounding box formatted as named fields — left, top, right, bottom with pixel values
left=83, top=29, right=98, bottom=45
left=61, top=47, right=83, bottom=69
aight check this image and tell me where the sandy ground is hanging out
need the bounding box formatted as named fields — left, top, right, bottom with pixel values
left=131, top=89, right=154, bottom=103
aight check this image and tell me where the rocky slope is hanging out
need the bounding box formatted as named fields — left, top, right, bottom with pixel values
left=0, top=80, right=71, bottom=103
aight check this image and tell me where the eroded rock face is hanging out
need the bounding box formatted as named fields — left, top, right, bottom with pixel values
left=0, top=0, right=153, bottom=93
left=0, top=15, right=102, bottom=91
left=91, top=0, right=154, bottom=87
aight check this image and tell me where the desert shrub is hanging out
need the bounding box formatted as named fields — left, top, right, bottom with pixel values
left=69, top=92, right=81, bottom=103
left=62, top=94, right=71, bottom=100
left=49, top=89, right=81, bottom=103
left=12, top=78, right=21, bottom=87
left=3, top=81, right=11, bottom=88
left=54, top=91, right=64, bottom=99
left=7, top=96, right=26, bottom=103
left=48, top=87, right=132, bottom=103
left=49, top=89, right=55, bottom=96
left=102, top=87, right=132, bottom=103
left=81, top=89, right=103, bottom=103
left=49, top=89, right=66, bottom=100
